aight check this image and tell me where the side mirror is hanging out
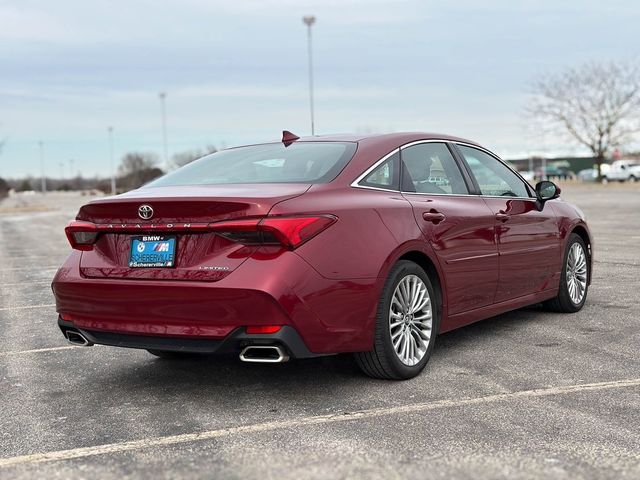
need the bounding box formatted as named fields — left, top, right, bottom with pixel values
left=535, top=181, right=560, bottom=210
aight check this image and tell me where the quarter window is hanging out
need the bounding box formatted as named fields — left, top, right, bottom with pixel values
left=457, top=145, right=531, bottom=198
left=401, top=143, right=468, bottom=195
left=359, top=151, right=400, bottom=190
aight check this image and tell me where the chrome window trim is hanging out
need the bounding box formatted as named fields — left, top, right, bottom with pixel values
left=401, top=191, right=477, bottom=198
left=351, top=139, right=539, bottom=201
left=350, top=148, right=401, bottom=192
left=399, top=139, right=454, bottom=151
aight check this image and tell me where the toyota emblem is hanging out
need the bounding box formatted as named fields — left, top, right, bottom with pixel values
left=138, top=204, right=154, bottom=220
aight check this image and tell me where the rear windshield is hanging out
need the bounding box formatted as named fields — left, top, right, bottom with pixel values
left=147, top=142, right=357, bottom=186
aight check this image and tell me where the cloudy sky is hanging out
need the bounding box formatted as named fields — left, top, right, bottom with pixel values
left=1, top=0, right=638, bottom=178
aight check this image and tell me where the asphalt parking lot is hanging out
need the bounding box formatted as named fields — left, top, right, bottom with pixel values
left=0, top=185, right=638, bottom=479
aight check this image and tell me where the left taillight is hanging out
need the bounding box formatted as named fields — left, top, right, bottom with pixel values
left=65, top=221, right=98, bottom=251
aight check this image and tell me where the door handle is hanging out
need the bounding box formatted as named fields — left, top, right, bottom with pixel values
left=495, top=212, right=511, bottom=222
left=422, top=211, right=446, bottom=224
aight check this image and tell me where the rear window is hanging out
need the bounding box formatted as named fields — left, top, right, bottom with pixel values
left=147, top=142, right=357, bottom=186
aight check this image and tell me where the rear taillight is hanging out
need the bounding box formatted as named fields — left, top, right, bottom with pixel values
left=210, top=215, right=336, bottom=249
left=65, top=221, right=98, bottom=251
left=63, top=215, right=336, bottom=251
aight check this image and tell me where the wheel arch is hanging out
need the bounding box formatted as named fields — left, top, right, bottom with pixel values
left=397, top=250, right=444, bottom=315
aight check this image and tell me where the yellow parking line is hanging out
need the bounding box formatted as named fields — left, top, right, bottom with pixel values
left=0, top=377, right=638, bottom=468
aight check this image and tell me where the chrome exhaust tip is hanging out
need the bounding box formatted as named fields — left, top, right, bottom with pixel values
left=239, top=345, right=289, bottom=363
left=65, top=330, right=92, bottom=347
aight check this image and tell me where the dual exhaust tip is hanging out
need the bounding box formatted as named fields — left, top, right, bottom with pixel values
left=65, top=329, right=289, bottom=363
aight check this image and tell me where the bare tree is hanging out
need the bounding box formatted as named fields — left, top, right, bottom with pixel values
left=118, top=152, right=163, bottom=190
left=0, top=177, right=8, bottom=200
left=172, top=145, right=218, bottom=168
left=529, top=61, right=640, bottom=178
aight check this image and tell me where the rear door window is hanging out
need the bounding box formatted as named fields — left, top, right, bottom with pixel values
left=400, top=143, right=468, bottom=194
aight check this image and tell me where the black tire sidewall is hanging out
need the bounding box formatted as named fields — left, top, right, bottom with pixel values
left=558, top=234, right=589, bottom=312
left=378, top=261, right=439, bottom=378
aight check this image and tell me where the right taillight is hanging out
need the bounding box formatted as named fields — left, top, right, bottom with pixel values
left=65, top=221, right=99, bottom=251
left=209, top=215, right=336, bottom=249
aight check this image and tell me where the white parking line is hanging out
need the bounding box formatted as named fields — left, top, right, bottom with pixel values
left=1, top=281, right=52, bottom=287
left=0, top=346, right=78, bottom=356
left=0, top=377, right=638, bottom=468
left=0, top=266, right=58, bottom=272
left=0, top=304, right=56, bottom=312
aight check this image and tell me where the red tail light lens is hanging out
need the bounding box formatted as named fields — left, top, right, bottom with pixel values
left=209, top=215, right=336, bottom=249
left=65, top=221, right=98, bottom=251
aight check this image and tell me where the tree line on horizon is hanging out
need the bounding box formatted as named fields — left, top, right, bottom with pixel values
left=0, top=145, right=217, bottom=199
left=2, top=59, right=640, bottom=200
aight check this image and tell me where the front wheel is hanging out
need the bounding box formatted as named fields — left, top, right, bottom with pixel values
left=544, top=233, right=589, bottom=313
left=355, top=260, right=439, bottom=380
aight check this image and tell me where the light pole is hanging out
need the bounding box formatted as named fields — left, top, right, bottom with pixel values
left=38, top=141, right=46, bottom=194
left=302, top=15, right=316, bottom=136
left=159, top=92, right=169, bottom=166
left=108, top=126, right=116, bottom=194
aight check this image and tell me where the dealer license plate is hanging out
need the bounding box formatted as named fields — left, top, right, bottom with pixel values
left=129, top=235, right=177, bottom=268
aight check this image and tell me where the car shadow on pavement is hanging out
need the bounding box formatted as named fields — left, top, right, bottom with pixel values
left=89, top=303, right=552, bottom=399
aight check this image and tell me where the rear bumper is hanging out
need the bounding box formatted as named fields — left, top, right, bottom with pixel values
left=52, top=249, right=381, bottom=354
left=58, top=317, right=318, bottom=358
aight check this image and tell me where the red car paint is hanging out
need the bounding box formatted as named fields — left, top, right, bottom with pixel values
left=52, top=132, right=592, bottom=355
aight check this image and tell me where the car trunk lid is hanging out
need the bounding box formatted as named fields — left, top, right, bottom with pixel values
left=76, top=184, right=310, bottom=281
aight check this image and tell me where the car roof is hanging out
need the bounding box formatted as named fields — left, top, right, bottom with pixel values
left=296, top=131, right=481, bottom=146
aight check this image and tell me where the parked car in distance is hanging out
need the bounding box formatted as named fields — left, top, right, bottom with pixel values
left=577, top=168, right=599, bottom=183
left=602, top=159, right=640, bottom=183
left=52, top=131, right=593, bottom=380
left=534, top=165, right=574, bottom=180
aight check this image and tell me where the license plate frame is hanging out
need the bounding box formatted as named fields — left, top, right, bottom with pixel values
left=128, top=235, right=177, bottom=268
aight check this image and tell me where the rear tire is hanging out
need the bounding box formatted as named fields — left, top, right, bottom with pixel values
left=544, top=233, right=589, bottom=313
left=147, top=349, right=196, bottom=359
left=355, top=260, right=439, bottom=380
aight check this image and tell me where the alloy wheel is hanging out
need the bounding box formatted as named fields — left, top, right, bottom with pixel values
left=389, top=274, right=433, bottom=366
left=566, top=242, right=588, bottom=305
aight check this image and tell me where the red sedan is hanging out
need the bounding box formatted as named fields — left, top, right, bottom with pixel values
left=53, top=132, right=592, bottom=379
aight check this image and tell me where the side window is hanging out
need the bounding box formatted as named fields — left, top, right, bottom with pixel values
left=400, top=143, right=468, bottom=194
left=359, top=151, right=400, bottom=190
left=457, top=145, right=531, bottom=198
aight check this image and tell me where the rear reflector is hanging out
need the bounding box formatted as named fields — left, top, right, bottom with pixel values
left=246, top=325, right=282, bottom=334
left=65, top=221, right=99, bottom=251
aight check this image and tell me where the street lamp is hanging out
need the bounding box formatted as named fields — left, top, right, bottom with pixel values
left=108, top=126, right=116, bottom=194
left=38, top=141, right=46, bottom=194
left=302, top=15, right=316, bottom=136
left=159, top=92, right=169, bottom=166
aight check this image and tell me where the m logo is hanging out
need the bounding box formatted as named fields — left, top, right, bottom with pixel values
left=138, top=204, right=154, bottom=220
left=154, top=242, right=170, bottom=252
